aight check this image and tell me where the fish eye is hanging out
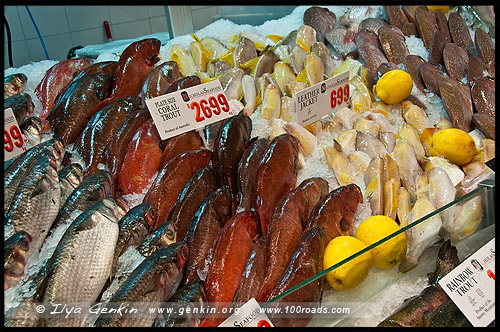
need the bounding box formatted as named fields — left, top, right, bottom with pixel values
left=182, top=249, right=188, bottom=259
left=166, top=229, right=174, bottom=237
left=20, top=240, right=30, bottom=250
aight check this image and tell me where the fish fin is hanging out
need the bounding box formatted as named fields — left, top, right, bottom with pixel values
left=30, top=178, right=49, bottom=198
left=143, top=272, right=165, bottom=295
left=398, top=258, right=417, bottom=273
left=365, top=176, right=379, bottom=197
left=75, top=215, right=97, bottom=232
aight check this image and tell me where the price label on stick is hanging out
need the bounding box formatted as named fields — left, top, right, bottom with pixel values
left=439, top=238, right=495, bottom=327
left=145, top=80, right=233, bottom=140
left=4, top=108, right=27, bottom=161
left=296, top=71, right=350, bottom=127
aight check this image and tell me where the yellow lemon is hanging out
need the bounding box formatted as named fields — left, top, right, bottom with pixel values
left=323, top=236, right=372, bottom=290
left=426, top=6, right=450, bottom=14
left=375, top=70, right=413, bottom=105
left=429, top=128, right=478, bottom=166
left=355, top=215, right=407, bottom=269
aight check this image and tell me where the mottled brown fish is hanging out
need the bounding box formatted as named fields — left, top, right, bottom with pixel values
left=168, top=166, right=217, bottom=241
left=213, top=113, right=252, bottom=214
left=303, top=6, right=337, bottom=44
left=305, top=184, right=363, bottom=244
left=439, top=78, right=473, bottom=132
left=236, top=138, right=270, bottom=212
left=255, top=134, right=300, bottom=235
left=263, top=226, right=325, bottom=327
left=182, top=186, right=232, bottom=286
left=257, top=177, right=329, bottom=303
left=46, top=72, right=113, bottom=145
left=143, top=149, right=212, bottom=231
left=378, top=25, right=408, bottom=65
left=378, top=240, right=460, bottom=327
left=74, top=96, right=141, bottom=177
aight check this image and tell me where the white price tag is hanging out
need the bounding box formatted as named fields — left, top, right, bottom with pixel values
left=218, top=298, right=274, bottom=327
left=145, top=80, right=234, bottom=140
left=439, top=238, right=495, bottom=327
left=4, top=108, right=27, bottom=161
left=296, top=71, right=350, bottom=127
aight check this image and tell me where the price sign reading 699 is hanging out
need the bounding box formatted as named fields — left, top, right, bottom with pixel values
left=296, top=71, right=350, bottom=127
left=330, top=83, right=350, bottom=108
left=4, top=108, right=27, bottom=161
left=145, top=80, right=233, bottom=140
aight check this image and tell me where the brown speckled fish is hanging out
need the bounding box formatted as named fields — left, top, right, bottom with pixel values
left=168, top=166, right=218, bottom=241
left=74, top=96, right=141, bottom=177
left=304, top=184, right=363, bottom=244
left=200, top=211, right=260, bottom=327
left=236, top=138, right=269, bottom=212
left=263, top=226, right=325, bottom=327
left=46, top=72, right=113, bottom=145
left=212, top=113, right=252, bottom=214
left=182, top=186, right=232, bottom=286
left=143, top=149, right=212, bottom=231
left=89, top=38, right=161, bottom=117
left=255, top=133, right=300, bottom=234
left=257, top=177, right=329, bottom=302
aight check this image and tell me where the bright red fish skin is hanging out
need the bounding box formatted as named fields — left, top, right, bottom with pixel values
left=143, top=149, right=212, bottom=232
left=89, top=38, right=161, bottom=117
left=118, top=118, right=162, bottom=197
left=35, top=58, right=93, bottom=122
left=254, top=133, right=300, bottom=235
left=200, top=211, right=260, bottom=327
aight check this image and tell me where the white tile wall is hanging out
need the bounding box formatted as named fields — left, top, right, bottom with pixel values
left=5, top=6, right=287, bottom=69
left=4, top=5, right=169, bottom=69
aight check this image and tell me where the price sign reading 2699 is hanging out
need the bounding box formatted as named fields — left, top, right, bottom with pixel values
left=330, top=84, right=350, bottom=108
left=188, top=93, right=231, bottom=122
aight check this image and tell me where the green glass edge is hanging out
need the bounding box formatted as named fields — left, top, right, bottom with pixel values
left=262, top=185, right=487, bottom=306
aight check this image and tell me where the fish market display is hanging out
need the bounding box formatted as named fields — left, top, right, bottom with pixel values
left=378, top=240, right=470, bottom=327
left=4, top=4, right=495, bottom=328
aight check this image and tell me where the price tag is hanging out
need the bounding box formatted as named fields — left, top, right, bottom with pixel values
left=218, top=298, right=274, bottom=327
left=4, top=108, right=27, bottom=161
left=296, top=71, right=350, bottom=127
left=439, top=238, right=495, bottom=327
left=145, top=80, right=233, bottom=140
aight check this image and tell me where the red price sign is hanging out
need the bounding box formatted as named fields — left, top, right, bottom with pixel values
left=188, top=93, right=231, bottom=123
left=4, top=108, right=27, bottom=161
left=330, top=83, right=350, bottom=108
left=5, top=125, right=24, bottom=152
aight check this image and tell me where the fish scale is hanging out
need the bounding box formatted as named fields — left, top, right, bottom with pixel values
left=39, top=198, right=122, bottom=327
left=5, top=149, right=61, bottom=258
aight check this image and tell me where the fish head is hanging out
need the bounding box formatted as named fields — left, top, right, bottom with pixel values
left=100, top=198, right=122, bottom=223
left=13, top=231, right=33, bottom=254
left=137, top=38, right=161, bottom=67
left=158, top=221, right=177, bottom=247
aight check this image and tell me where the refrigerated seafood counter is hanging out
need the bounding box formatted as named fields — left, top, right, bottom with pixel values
left=4, top=5, right=495, bottom=328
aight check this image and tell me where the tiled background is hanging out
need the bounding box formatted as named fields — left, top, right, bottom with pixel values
left=4, top=5, right=221, bottom=69
left=4, top=5, right=295, bottom=69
